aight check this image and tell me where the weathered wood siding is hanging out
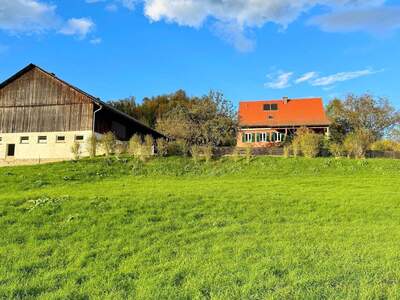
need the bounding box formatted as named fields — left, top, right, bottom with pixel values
left=0, top=68, right=93, bottom=133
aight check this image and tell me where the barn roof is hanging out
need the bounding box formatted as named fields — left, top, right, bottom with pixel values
left=0, top=64, right=164, bottom=138
left=239, top=97, right=331, bottom=127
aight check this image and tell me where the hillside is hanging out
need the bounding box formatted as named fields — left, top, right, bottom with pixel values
left=1, top=157, right=400, bottom=299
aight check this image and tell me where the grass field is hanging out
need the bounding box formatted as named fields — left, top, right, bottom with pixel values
left=1, top=156, right=400, bottom=299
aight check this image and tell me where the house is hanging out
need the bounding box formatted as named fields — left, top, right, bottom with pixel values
left=237, top=97, right=331, bottom=147
left=0, top=64, right=164, bottom=162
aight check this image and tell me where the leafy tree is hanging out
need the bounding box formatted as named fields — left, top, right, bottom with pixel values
left=327, top=94, right=400, bottom=142
left=156, top=91, right=237, bottom=147
left=108, top=96, right=140, bottom=119
left=108, top=90, right=195, bottom=128
left=388, top=125, right=400, bottom=142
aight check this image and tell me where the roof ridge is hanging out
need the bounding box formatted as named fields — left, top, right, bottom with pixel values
left=0, top=63, right=164, bottom=137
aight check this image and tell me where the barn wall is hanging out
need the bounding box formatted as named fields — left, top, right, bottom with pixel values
left=0, top=68, right=94, bottom=133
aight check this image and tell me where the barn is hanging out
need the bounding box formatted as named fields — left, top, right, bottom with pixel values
left=0, top=64, right=164, bottom=161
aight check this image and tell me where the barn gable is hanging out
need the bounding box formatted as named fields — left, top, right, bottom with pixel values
left=0, top=65, right=94, bottom=133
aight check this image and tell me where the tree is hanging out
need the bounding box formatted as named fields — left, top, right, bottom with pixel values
left=156, top=91, right=237, bottom=147
left=326, top=98, right=353, bottom=143
left=388, top=125, right=400, bottom=142
left=108, top=90, right=195, bottom=128
left=327, top=94, right=400, bottom=142
left=108, top=96, right=139, bottom=119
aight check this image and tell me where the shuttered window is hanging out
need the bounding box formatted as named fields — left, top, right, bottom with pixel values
left=38, top=136, right=47, bottom=144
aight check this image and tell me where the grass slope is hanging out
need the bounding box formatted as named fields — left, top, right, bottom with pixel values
left=1, top=157, right=400, bottom=299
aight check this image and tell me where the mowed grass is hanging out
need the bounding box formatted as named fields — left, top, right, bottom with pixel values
left=1, top=157, right=400, bottom=299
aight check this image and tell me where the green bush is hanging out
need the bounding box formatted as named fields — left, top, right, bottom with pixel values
left=129, top=134, right=142, bottom=157
left=142, top=135, right=155, bottom=160
left=329, top=143, right=345, bottom=159
left=70, top=142, right=81, bottom=160
left=190, top=144, right=202, bottom=162
left=344, top=129, right=375, bottom=159
left=231, top=147, right=241, bottom=162
left=203, top=144, right=214, bottom=163
left=100, top=132, right=116, bottom=156
left=245, top=145, right=252, bottom=163
left=292, top=138, right=300, bottom=157
left=283, top=145, right=291, bottom=158
left=115, top=143, right=127, bottom=157
left=168, top=140, right=189, bottom=156
left=86, top=134, right=98, bottom=158
left=294, top=128, right=323, bottom=158
left=156, top=138, right=168, bottom=157
left=370, top=140, right=400, bottom=152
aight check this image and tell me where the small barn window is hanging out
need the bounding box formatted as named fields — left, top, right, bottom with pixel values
left=271, top=104, right=278, bottom=110
left=56, top=136, right=66, bottom=143
left=20, top=136, right=29, bottom=144
left=263, top=104, right=271, bottom=111
left=75, top=135, right=84, bottom=142
left=38, top=136, right=47, bottom=144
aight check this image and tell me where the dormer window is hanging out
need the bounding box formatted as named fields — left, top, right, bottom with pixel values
left=263, top=103, right=278, bottom=111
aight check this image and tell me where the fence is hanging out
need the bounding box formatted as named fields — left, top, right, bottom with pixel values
left=214, top=147, right=400, bottom=159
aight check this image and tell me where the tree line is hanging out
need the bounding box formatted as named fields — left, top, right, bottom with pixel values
left=108, top=90, right=400, bottom=158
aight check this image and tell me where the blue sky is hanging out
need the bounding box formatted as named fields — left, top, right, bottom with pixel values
left=0, top=0, right=400, bottom=108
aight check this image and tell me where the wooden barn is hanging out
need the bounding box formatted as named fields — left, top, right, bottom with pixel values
left=0, top=64, right=164, bottom=161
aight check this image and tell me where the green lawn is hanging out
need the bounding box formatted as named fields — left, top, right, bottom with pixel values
left=1, top=157, right=400, bottom=299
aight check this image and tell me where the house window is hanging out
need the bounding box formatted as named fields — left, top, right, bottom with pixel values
left=258, top=132, right=270, bottom=142
left=271, top=132, right=278, bottom=142
left=75, top=135, right=84, bottom=142
left=38, top=136, right=47, bottom=144
left=56, top=136, right=66, bottom=143
left=270, top=132, right=285, bottom=142
left=243, top=133, right=254, bottom=143
left=263, top=103, right=278, bottom=111
left=20, top=136, right=29, bottom=144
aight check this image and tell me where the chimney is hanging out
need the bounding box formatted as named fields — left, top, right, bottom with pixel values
left=283, top=96, right=289, bottom=104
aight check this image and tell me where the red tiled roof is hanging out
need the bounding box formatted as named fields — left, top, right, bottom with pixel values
left=238, top=98, right=331, bottom=127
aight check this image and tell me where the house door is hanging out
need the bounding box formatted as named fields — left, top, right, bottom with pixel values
left=7, top=144, right=15, bottom=157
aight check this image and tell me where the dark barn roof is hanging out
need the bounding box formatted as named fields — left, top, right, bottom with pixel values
left=0, top=63, right=164, bottom=138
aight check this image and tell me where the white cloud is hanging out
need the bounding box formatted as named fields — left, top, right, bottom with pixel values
left=59, top=18, right=95, bottom=39
left=90, top=37, right=102, bottom=44
left=0, top=0, right=59, bottom=33
left=212, top=21, right=255, bottom=52
left=86, top=0, right=137, bottom=11
left=310, top=69, right=382, bottom=86
left=265, top=71, right=294, bottom=89
left=0, top=1, right=97, bottom=41
left=266, top=68, right=382, bottom=89
left=139, top=0, right=398, bottom=50
left=295, top=71, right=318, bottom=84
left=308, top=6, right=400, bottom=34
left=105, top=3, right=118, bottom=12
